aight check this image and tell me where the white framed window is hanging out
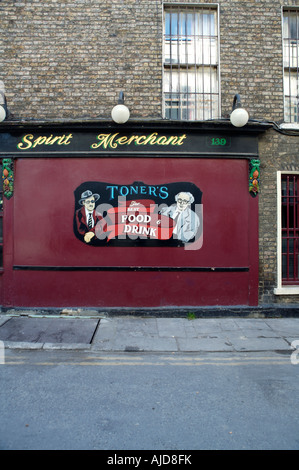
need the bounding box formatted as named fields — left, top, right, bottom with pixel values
left=163, top=4, right=220, bottom=121
left=275, top=171, right=299, bottom=295
left=283, top=8, right=299, bottom=124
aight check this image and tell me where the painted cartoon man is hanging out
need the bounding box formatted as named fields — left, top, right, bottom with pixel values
left=160, top=191, right=200, bottom=242
left=76, top=190, right=102, bottom=243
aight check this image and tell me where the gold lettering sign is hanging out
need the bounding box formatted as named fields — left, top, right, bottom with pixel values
left=17, top=134, right=73, bottom=150
left=90, top=132, right=187, bottom=149
left=16, top=132, right=187, bottom=151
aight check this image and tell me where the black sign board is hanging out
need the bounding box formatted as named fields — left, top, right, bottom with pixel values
left=0, top=128, right=259, bottom=157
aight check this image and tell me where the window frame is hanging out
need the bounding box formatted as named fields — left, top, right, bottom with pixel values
left=162, top=2, right=221, bottom=121
left=275, top=171, right=299, bottom=295
left=282, top=7, right=299, bottom=125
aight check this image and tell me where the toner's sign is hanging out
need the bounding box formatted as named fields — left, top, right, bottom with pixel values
left=74, top=181, right=203, bottom=250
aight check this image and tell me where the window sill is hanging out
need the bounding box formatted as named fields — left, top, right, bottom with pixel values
left=279, top=123, right=299, bottom=130
left=274, top=286, right=299, bottom=295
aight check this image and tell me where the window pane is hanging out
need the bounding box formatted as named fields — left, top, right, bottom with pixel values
left=283, top=11, right=299, bottom=39
left=164, top=67, right=217, bottom=93
left=284, top=72, right=298, bottom=97
left=196, top=67, right=218, bottom=93
left=164, top=37, right=218, bottom=65
left=283, top=40, right=299, bottom=68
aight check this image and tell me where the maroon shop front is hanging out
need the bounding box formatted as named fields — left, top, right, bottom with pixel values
left=0, top=121, right=264, bottom=310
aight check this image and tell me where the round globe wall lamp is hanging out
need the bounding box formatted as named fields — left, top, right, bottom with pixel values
left=0, top=81, right=8, bottom=123
left=230, top=94, right=249, bottom=127
left=111, top=91, right=130, bottom=124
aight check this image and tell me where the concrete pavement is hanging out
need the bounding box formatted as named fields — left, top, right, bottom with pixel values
left=0, top=313, right=299, bottom=353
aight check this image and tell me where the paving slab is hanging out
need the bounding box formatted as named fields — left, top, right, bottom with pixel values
left=0, top=315, right=11, bottom=327
left=226, top=332, right=290, bottom=351
left=177, top=337, right=234, bottom=352
left=192, top=319, right=225, bottom=334
left=91, top=317, right=177, bottom=351
left=93, top=334, right=178, bottom=352
left=156, top=317, right=189, bottom=337
left=0, top=317, right=99, bottom=344
left=234, top=319, right=274, bottom=330
left=265, top=318, right=299, bottom=336
left=234, top=328, right=282, bottom=338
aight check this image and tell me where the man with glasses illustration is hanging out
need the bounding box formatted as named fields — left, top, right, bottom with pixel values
left=160, top=191, right=200, bottom=242
left=75, top=190, right=103, bottom=243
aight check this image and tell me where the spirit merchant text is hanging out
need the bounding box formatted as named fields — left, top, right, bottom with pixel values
left=90, top=132, right=187, bottom=149
left=16, top=132, right=187, bottom=151
left=17, top=133, right=73, bottom=150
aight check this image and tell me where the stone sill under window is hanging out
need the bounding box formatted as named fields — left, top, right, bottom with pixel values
left=279, top=123, right=299, bottom=130
left=274, top=286, right=299, bottom=295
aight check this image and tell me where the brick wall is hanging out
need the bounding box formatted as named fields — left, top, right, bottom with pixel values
left=1, top=0, right=163, bottom=120
left=1, top=0, right=296, bottom=122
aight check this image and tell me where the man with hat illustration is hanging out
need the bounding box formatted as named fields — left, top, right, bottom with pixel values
left=75, top=190, right=103, bottom=243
